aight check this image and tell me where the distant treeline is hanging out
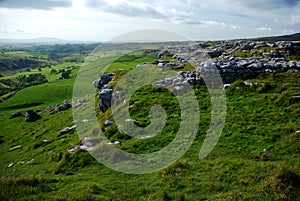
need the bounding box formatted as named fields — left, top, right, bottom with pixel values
left=0, top=58, right=49, bottom=71
left=0, top=73, right=48, bottom=96
left=0, top=43, right=100, bottom=73
left=25, top=43, right=99, bottom=60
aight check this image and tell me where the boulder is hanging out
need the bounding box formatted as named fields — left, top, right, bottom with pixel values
left=207, top=49, right=222, bottom=58
left=96, top=73, right=114, bottom=89
left=98, top=89, right=113, bottom=112
left=10, top=112, right=22, bottom=119
left=288, top=61, right=297, bottom=68
left=60, top=125, right=77, bottom=134
left=241, top=43, right=254, bottom=51
left=57, top=103, right=71, bottom=111
left=25, top=110, right=41, bottom=122
left=49, top=110, right=57, bottom=115
left=237, top=60, right=249, bottom=69
left=92, top=80, right=100, bottom=88
left=99, top=101, right=111, bottom=112
left=222, top=69, right=235, bottom=74
left=99, top=89, right=113, bottom=100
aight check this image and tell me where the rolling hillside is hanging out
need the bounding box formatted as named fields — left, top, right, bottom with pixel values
left=0, top=39, right=300, bottom=200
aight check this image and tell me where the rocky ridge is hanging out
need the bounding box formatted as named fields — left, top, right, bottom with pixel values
left=156, top=40, right=300, bottom=85
left=93, top=40, right=300, bottom=113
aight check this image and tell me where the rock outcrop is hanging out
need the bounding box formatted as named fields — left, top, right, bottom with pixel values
left=94, top=40, right=300, bottom=112
left=157, top=40, right=300, bottom=84
left=93, top=73, right=115, bottom=112
left=25, top=110, right=41, bottom=122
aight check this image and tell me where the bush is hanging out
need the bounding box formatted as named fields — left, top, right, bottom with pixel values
left=257, top=81, right=278, bottom=93
left=262, top=166, right=300, bottom=200
left=52, top=150, right=96, bottom=174
left=0, top=176, right=54, bottom=200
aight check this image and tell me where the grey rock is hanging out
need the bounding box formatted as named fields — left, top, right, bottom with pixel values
left=57, top=103, right=71, bottom=111
left=25, top=110, right=41, bottom=122
left=222, top=69, right=235, bottom=74
left=10, top=112, right=22, bottom=119
left=237, top=60, right=249, bottom=69
left=49, top=110, right=57, bottom=115
left=99, top=89, right=113, bottom=100
left=105, top=120, right=113, bottom=126
left=60, top=125, right=77, bottom=134
left=96, top=73, right=114, bottom=89
left=98, top=89, right=113, bottom=112
left=92, top=80, right=100, bottom=88
left=241, top=43, right=254, bottom=51
left=207, top=49, right=222, bottom=58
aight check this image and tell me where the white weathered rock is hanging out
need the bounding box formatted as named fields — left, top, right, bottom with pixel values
left=104, top=120, right=113, bottom=125
left=223, top=84, right=232, bottom=90
left=140, top=135, right=153, bottom=139
left=60, top=125, right=77, bottom=134
left=9, top=145, right=22, bottom=151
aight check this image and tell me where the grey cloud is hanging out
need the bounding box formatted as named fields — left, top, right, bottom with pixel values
left=0, top=0, right=72, bottom=10
left=235, top=0, right=300, bottom=9
left=85, top=0, right=193, bottom=23
left=282, top=0, right=300, bottom=6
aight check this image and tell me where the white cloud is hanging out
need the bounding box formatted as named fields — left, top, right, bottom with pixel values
left=85, top=0, right=194, bottom=24
left=283, top=29, right=296, bottom=34
left=0, top=0, right=299, bottom=41
left=256, top=27, right=272, bottom=32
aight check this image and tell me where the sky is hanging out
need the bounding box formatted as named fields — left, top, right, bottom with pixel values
left=0, top=0, right=300, bottom=42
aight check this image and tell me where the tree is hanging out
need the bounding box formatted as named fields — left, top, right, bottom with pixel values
left=50, top=69, right=57, bottom=74
left=61, top=71, right=70, bottom=79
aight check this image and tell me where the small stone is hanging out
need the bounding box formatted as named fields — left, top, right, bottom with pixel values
left=104, top=120, right=113, bottom=125
left=8, top=163, right=14, bottom=168
left=9, top=145, right=22, bottom=151
left=60, top=125, right=77, bottom=134
left=26, top=159, right=34, bottom=164
left=141, top=135, right=152, bottom=139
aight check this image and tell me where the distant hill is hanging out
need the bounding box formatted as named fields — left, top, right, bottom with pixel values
left=249, top=33, right=300, bottom=41
left=0, top=37, right=95, bottom=47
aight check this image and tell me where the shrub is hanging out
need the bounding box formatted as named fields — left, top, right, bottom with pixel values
left=262, top=166, right=300, bottom=200
left=52, top=150, right=96, bottom=174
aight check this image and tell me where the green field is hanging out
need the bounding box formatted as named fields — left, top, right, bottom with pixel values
left=0, top=45, right=300, bottom=200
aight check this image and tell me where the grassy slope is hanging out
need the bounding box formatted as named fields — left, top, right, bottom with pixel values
left=0, top=62, right=80, bottom=82
left=0, top=51, right=300, bottom=200
left=0, top=69, right=78, bottom=111
left=249, top=33, right=300, bottom=41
